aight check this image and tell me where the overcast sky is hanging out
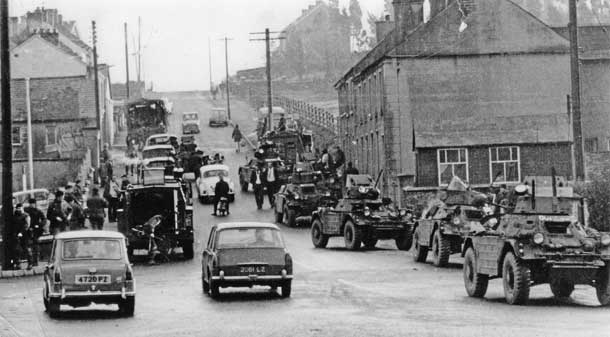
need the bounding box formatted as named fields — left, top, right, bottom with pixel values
left=11, top=0, right=385, bottom=92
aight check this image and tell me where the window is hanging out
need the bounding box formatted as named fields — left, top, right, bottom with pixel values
left=11, top=126, right=22, bottom=146
left=489, top=146, right=520, bottom=183
left=63, top=239, right=122, bottom=260
left=46, top=126, right=58, bottom=146
left=438, top=148, right=468, bottom=186
left=585, top=138, right=598, bottom=153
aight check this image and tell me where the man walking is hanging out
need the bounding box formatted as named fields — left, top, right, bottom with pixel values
left=106, top=176, right=121, bottom=222
left=232, top=124, right=242, bottom=153
left=250, top=164, right=265, bottom=210
left=24, top=198, right=46, bottom=266
left=66, top=195, right=85, bottom=231
left=212, top=174, right=230, bottom=216
left=47, top=190, right=69, bottom=234
left=86, top=187, right=108, bottom=230
left=264, top=162, right=278, bottom=207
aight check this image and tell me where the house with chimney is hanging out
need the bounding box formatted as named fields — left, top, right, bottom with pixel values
left=0, top=8, right=114, bottom=191
left=335, top=0, right=610, bottom=204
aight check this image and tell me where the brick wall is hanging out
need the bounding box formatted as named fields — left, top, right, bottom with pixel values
left=586, top=152, right=610, bottom=179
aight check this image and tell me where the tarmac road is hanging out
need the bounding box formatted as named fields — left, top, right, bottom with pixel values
left=0, top=92, right=609, bottom=337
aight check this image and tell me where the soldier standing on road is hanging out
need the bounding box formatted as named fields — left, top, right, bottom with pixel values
left=65, top=195, right=85, bottom=231
left=264, top=162, right=278, bottom=207
left=102, top=143, right=111, bottom=163
left=232, top=124, right=242, bottom=153
left=86, top=187, right=108, bottom=230
left=47, top=190, right=69, bottom=234
left=24, top=198, right=46, bottom=266
left=12, top=204, right=32, bottom=270
left=251, top=164, right=265, bottom=210
left=106, top=176, right=121, bottom=222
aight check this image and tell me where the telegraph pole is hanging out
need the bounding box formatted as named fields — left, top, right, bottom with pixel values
left=1, top=0, right=13, bottom=269
left=92, top=21, right=101, bottom=131
left=569, top=0, right=585, bottom=181
left=137, top=17, right=142, bottom=84
left=250, top=29, right=285, bottom=130
left=222, top=37, right=232, bottom=120
left=208, top=37, right=213, bottom=92
left=124, top=22, right=130, bottom=99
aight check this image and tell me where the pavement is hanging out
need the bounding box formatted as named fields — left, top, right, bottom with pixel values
left=0, top=93, right=609, bottom=337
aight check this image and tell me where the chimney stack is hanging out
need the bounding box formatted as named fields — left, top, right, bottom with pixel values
left=375, top=15, right=394, bottom=43
left=393, top=0, right=424, bottom=39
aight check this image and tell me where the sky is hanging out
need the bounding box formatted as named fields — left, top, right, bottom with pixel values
left=11, top=0, right=385, bottom=92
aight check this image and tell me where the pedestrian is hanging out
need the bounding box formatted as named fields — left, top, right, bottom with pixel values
left=126, top=140, right=139, bottom=176
left=212, top=174, right=231, bottom=216
left=105, top=176, right=121, bottom=222
left=47, top=190, right=69, bottom=234
left=24, top=198, right=46, bottom=266
left=334, top=146, right=346, bottom=169
left=232, top=124, right=243, bottom=153
left=344, top=162, right=359, bottom=176
left=250, top=164, right=265, bottom=210
left=65, top=195, right=85, bottom=231
left=73, top=180, right=84, bottom=205
left=321, top=149, right=330, bottom=170
left=86, top=187, right=108, bottom=230
left=64, top=184, right=76, bottom=203
left=12, top=204, right=33, bottom=270
left=264, top=162, right=278, bottom=207
left=102, top=143, right=111, bottom=163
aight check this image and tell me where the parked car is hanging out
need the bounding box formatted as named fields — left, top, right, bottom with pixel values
left=145, top=133, right=179, bottom=148
left=209, top=108, right=229, bottom=127
left=201, top=223, right=293, bottom=298
left=196, top=164, right=235, bottom=203
left=42, top=231, right=136, bottom=318
left=141, top=145, right=176, bottom=160
left=12, top=188, right=52, bottom=214
left=182, top=112, right=200, bottom=134
left=141, top=157, right=176, bottom=178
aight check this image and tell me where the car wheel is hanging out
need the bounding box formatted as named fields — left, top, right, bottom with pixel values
left=47, top=298, right=61, bottom=318
left=311, top=219, right=329, bottom=248
left=283, top=206, right=297, bottom=227
left=363, top=238, right=378, bottom=250
left=395, top=230, right=413, bottom=251
left=432, top=230, right=451, bottom=267
left=412, top=231, right=428, bottom=263
left=43, top=285, right=50, bottom=311
left=182, top=242, right=194, bottom=260
left=202, top=271, right=210, bottom=293
left=281, top=280, right=292, bottom=298
left=502, top=251, right=531, bottom=305
left=274, top=206, right=283, bottom=224
left=209, top=276, right=220, bottom=299
left=463, top=247, right=488, bottom=298
left=127, top=246, right=134, bottom=260
left=596, top=263, right=610, bottom=306
left=343, top=220, right=362, bottom=251
left=119, top=297, right=135, bottom=317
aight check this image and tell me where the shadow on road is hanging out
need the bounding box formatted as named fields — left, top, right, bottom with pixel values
left=205, top=289, right=289, bottom=303
left=484, top=295, right=603, bottom=308
left=50, top=308, right=129, bottom=321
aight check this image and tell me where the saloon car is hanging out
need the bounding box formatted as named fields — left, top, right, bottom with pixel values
left=42, top=231, right=136, bottom=317
left=141, top=145, right=176, bottom=160
left=209, top=108, right=229, bottom=127
left=201, top=223, right=293, bottom=298
left=145, top=133, right=179, bottom=148
left=182, top=112, right=200, bottom=134
left=196, top=164, right=235, bottom=203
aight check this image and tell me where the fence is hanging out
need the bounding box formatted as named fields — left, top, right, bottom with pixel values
left=273, top=96, right=338, bottom=135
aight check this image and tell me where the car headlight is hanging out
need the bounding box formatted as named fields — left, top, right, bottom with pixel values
left=487, top=218, right=498, bottom=227
left=294, top=195, right=300, bottom=200
left=452, top=217, right=461, bottom=225
left=364, top=207, right=371, bottom=217
left=601, top=234, right=610, bottom=246
left=399, top=209, right=407, bottom=217
left=358, top=186, right=367, bottom=194
left=533, top=232, right=545, bottom=245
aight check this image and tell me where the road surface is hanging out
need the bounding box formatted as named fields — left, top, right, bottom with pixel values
left=1, top=92, right=608, bottom=337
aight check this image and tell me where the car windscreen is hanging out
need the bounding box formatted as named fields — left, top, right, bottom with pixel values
left=183, top=114, right=198, bottom=121
left=62, top=239, right=122, bottom=260
left=216, top=228, right=284, bottom=249
left=149, top=137, right=170, bottom=145
left=203, top=170, right=229, bottom=178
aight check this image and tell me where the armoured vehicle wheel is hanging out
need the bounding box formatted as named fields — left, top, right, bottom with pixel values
left=343, top=220, right=362, bottom=251
left=363, top=238, right=378, bottom=249
left=502, top=252, right=531, bottom=305
left=596, top=263, right=610, bottom=306
left=311, top=219, right=329, bottom=248
left=119, top=297, right=135, bottom=317
left=274, top=207, right=283, bottom=224
left=395, top=231, right=413, bottom=251
left=47, top=298, right=61, bottom=318
left=283, top=206, right=297, bottom=227
left=281, top=280, right=292, bottom=298
left=432, top=230, right=451, bottom=267
left=463, top=247, right=488, bottom=298
left=183, top=243, right=194, bottom=260
left=550, top=279, right=574, bottom=299
left=412, top=231, right=428, bottom=263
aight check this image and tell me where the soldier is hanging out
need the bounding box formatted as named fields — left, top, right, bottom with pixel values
left=47, top=190, right=69, bottom=234
left=12, top=204, right=32, bottom=270
left=250, top=164, right=265, bottom=210
left=264, top=162, right=278, bottom=207
left=65, top=195, right=85, bottom=231
left=86, top=187, right=108, bottom=230
left=24, top=198, right=46, bottom=266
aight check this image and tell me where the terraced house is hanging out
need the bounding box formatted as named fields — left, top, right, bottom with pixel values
left=335, top=0, right=610, bottom=204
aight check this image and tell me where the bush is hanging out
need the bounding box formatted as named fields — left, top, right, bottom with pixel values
left=576, top=172, right=610, bottom=232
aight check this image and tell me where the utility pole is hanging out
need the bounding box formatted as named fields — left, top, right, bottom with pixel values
left=250, top=28, right=285, bottom=130
left=1, top=0, right=13, bottom=269
left=26, top=78, right=33, bottom=190
left=569, top=0, right=585, bottom=181
left=208, top=37, right=213, bottom=92
left=137, top=17, right=142, bottom=84
left=92, top=21, right=101, bottom=131
left=221, top=37, right=233, bottom=120
left=124, top=22, right=130, bottom=99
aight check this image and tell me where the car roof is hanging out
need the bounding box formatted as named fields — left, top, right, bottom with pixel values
left=13, top=188, right=50, bottom=196
left=143, top=157, right=175, bottom=164
left=147, top=133, right=177, bottom=140
left=143, top=145, right=174, bottom=151
left=213, top=222, right=280, bottom=231
left=201, top=164, right=229, bottom=171
left=55, top=230, right=125, bottom=240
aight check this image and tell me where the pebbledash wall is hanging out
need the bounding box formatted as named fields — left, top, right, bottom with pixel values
left=0, top=76, right=100, bottom=193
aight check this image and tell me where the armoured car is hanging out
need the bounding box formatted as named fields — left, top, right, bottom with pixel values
left=274, top=169, right=327, bottom=227
left=462, top=183, right=610, bottom=306
left=310, top=175, right=413, bottom=251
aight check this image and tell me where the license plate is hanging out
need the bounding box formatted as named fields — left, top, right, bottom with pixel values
left=75, top=275, right=111, bottom=284
left=240, top=266, right=266, bottom=274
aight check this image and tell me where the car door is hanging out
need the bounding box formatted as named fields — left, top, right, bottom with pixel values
left=203, top=228, right=217, bottom=282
